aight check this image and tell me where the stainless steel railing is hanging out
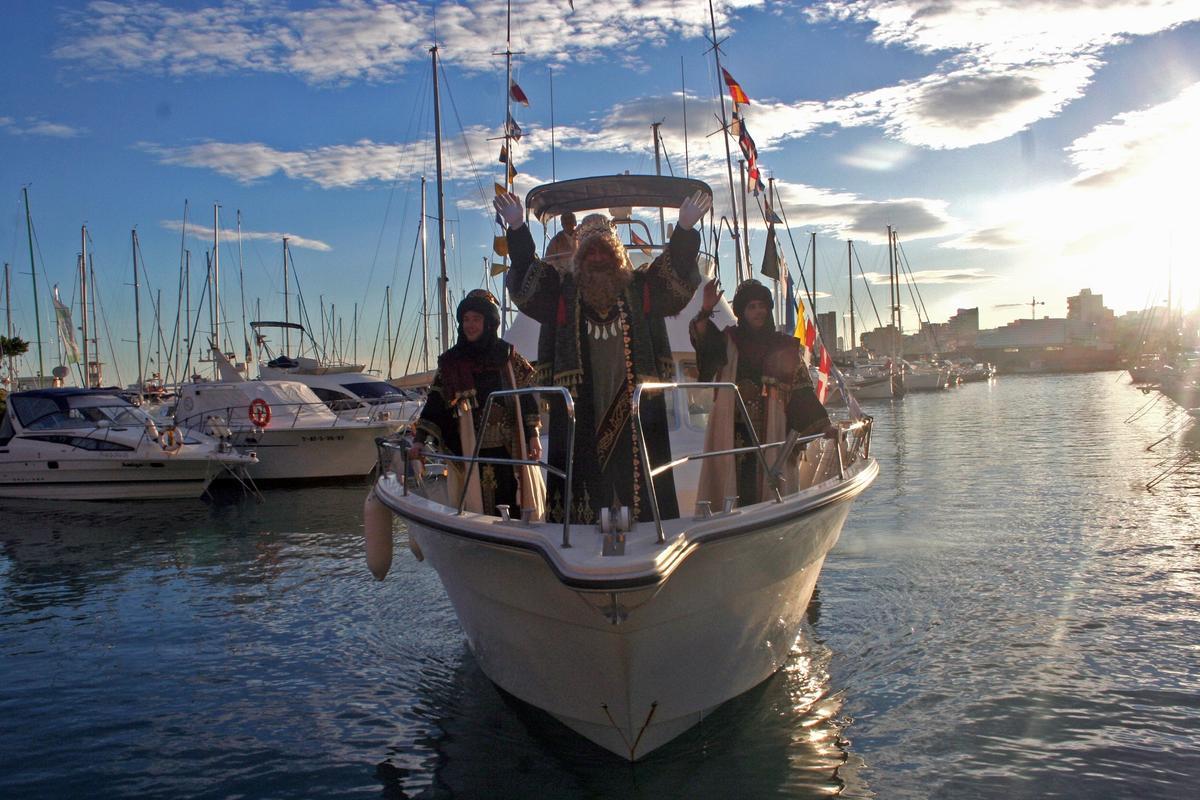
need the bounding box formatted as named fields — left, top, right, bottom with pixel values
left=632, top=381, right=873, bottom=543
left=379, top=386, right=578, bottom=548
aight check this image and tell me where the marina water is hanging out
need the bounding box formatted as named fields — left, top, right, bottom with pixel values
left=2, top=372, right=1197, bottom=798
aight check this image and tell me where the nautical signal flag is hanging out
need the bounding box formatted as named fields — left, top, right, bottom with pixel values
left=817, top=345, right=832, bottom=403
left=507, top=160, right=518, bottom=184
left=498, top=144, right=508, bottom=163
left=509, top=79, right=530, bottom=107
left=490, top=261, right=509, bottom=276
left=764, top=200, right=782, bottom=225
left=722, top=68, right=750, bottom=107
left=505, top=112, right=522, bottom=141
left=494, top=182, right=507, bottom=196
left=493, top=235, right=509, bottom=257
left=737, top=117, right=758, bottom=165
left=785, top=272, right=796, bottom=332
left=760, top=224, right=781, bottom=280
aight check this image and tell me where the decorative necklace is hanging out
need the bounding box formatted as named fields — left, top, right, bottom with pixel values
left=586, top=316, right=622, bottom=341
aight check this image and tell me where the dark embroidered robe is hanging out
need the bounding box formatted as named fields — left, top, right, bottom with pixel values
left=506, top=224, right=702, bottom=523
left=692, top=319, right=831, bottom=506
left=416, top=340, right=539, bottom=515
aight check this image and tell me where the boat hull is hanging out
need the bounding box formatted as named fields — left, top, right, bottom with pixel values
left=401, top=473, right=867, bottom=760
left=225, top=424, right=387, bottom=481
left=0, top=455, right=222, bottom=500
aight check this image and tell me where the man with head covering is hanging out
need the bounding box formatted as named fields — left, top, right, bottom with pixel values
left=690, top=278, right=834, bottom=508
left=494, top=189, right=711, bottom=524
left=544, top=211, right=576, bottom=271
left=409, top=290, right=543, bottom=518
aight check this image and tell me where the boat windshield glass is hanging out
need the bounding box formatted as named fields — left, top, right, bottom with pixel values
left=343, top=381, right=402, bottom=400
left=12, top=394, right=149, bottom=430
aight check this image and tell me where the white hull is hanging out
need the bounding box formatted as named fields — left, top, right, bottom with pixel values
left=0, top=455, right=223, bottom=500
left=905, top=371, right=947, bottom=391
left=847, top=375, right=894, bottom=399
left=227, top=423, right=387, bottom=481
left=378, top=456, right=877, bottom=759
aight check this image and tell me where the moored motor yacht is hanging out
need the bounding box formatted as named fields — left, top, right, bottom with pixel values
left=0, top=388, right=255, bottom=500
left=171, top=378, right=395, bottom=482
left=253, top=321, right=421, bottom=428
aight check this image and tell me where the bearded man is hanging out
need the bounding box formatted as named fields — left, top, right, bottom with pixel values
left=691, top=278, right=835, bottom=508
left=494, top=189, right=711, bottom=524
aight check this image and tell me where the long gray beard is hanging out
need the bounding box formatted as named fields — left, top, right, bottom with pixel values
left=578, top=264, right=631, bottom=315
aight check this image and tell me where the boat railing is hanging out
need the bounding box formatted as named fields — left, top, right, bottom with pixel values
left=174, top=399, right=367, bottom=433
left=379, top=386, right=578, bottom=548
left=632, top=382, right=873, bottom=544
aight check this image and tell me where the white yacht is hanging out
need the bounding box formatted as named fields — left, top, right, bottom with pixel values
left=903, top=360, right=949, bottom=391
left=0, top=388, right=255, bottom=500
left=253, top=321, right=422, bottom=427
left=171, top=378, right=395, bottom=482
left=364, top=175, right=877, bottom=761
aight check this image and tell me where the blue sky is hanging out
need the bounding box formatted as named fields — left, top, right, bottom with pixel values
left=2, top=0, right=1199, bottom=383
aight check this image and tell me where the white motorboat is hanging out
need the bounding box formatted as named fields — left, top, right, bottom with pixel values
left=253, top=321, right=422, bottom=428
left=0, top=388, right=255, bottom=500
left=369, top=382, right=875, bottom=760
left=171, top=379, right=395, bottom=482
left=365, top=174, right=878, bottom=761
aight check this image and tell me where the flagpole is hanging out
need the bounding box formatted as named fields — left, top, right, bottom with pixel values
left=500, top=0, right=515, bottom=337
left=681, top=57, right=690, bottom=179
left=739, top=159, right=750, bottom=272
left=707, top=0, right=744, bottom=283
left=769, top=176, right=780, bottom=327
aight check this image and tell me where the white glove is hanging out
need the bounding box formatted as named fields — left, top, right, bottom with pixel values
left=677, top=190, right=712, bottom=230
left=493, top=192, right=525, bottom=229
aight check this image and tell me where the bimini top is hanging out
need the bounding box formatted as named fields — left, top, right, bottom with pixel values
left=525, top=175, right=712, bottom=223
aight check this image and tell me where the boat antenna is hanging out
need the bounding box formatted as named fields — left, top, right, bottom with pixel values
left=705, top=0, right=744, bottom=283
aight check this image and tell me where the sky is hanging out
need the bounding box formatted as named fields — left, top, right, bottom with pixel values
left=2, top=0, right=1199, bottom=384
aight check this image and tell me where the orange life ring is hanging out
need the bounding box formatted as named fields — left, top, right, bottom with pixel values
left=248, top=398, right=271, bottom=427
left=161, top=427, right=182, bottom=453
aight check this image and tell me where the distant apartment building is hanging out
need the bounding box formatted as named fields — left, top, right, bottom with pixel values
left=975, top=289, right=1118, bottom=372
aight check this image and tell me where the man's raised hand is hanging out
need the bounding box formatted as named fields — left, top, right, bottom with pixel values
left=493, top=192, right=525, bottom=229
left=677, top=190, right=712, bottom=230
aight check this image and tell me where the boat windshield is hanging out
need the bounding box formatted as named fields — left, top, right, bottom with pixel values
left=12, top=394, right=150, bottom=430
left=342, top=381, right=403, bottom=400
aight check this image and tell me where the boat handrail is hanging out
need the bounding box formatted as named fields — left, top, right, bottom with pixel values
left=632, top=381, right=873, bottom=544
left=174, top=399, right=359, bottom=432
left=379, top=386, right=578, bottom=548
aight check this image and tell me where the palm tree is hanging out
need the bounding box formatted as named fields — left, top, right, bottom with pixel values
left=0, top=335, right=30, bottom=359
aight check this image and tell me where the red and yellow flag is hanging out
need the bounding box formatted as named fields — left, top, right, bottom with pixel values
left=722, top=68, right=750, bottom=107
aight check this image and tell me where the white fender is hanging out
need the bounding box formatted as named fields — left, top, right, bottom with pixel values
left=363, top=488, right=395, bottom=581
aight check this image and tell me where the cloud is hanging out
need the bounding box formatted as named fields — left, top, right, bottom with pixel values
left=940, top=225, right=1024, bottom=250
left=54, top=0, right=760, bottom=82
left=0, top=116, right=87, bottom=138
left=805, top=0, right=1200, bottom=149
left=159, top=219, right=332, bottom=251
left=860, top=267, right=997, bottom=285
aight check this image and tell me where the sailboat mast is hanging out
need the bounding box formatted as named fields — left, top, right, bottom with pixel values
left=707, top=0, right=744, bottom=282
left=23, top=188, right=44, bottom=380
left=184, top=249, right=191, bottom=380
left=282, top=237, right=291, bottom=354
left=212, top=204, right=220, bottom=358
left=80, top=226, right=90, bottom=387
left=848, top=240, right=855, bottom=355
left=430, top=44, right=450, bottom=355
left=132, top=229, right=144, bottom=390
left=420, top=174, right=430, bottom=371
left=681, top=57, right=690, bottom=179
left=4, top=263, right=14, bottom=382
left=498, top=2, right=518, bottom=338
left=385, top=284, right=394, bottom=381
left=893, top=228, right=903, bottom=336
left=237, top=210, right=250, bottom=365
left=739, top=160, right=750, bottom=269
left=652, top=122, right=666, bottom=242
left=811, top=231, right=817, bottom=321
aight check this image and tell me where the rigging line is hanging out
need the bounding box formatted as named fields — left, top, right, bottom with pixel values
left=358, top=75, right=430, bottom=329
left=389, top=217, right=425, bottom=371
left=181, top=265, right=211, bottom=375
left=895, top=239, right=940, bottom=351
left=773, top=197, right=816, bottom=312
left=133, top=232, right=170, bottom=381
left=89, top=259, right=124, bottom=387
left=851, top=243, right=885, bottom=329
left=169, top=201, right=189, bottom=384
left=440, top=59, right=492, bottom=211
